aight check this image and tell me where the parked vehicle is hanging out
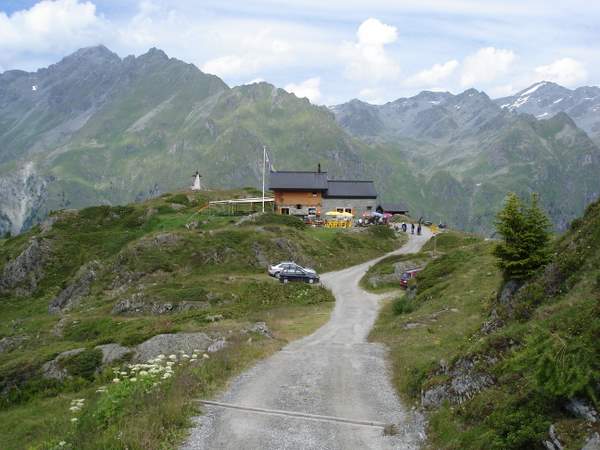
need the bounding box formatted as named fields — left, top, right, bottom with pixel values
left=400, top=268, right=422, bottom=288
left=268, top=262, right=316, bottom=278
left=279, top=267, right=320, bottom=284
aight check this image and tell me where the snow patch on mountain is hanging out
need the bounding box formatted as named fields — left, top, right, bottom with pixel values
left=519, top=81, right=547, bottom=97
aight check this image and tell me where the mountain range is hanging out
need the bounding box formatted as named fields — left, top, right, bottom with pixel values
left=1, top=45, right=600, bottom=235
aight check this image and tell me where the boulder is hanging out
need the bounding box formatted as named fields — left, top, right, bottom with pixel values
left=95, top=343, right=131, bottom=364
left=244, top=322, right=273, bottom=338
left=41, top=348, right=85, bottom=380
left=49, top=260, right=102, bottom=313
left=0, top=335, right=27, bottom=354
left=134, top=332, right=213, bottom=362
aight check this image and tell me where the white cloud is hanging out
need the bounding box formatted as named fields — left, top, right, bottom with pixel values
left=460, top=47, right=515, bottom=87
left=342, top=18, right=400, bottom=81
left=0, top=0, right=104, bottom=61
left=406, top=59, right=459, bottom=86
left=357, top=88, right=385, bottom=104
left=534, top=57, right=587, bottom=86
left=285, top=77, right=321, bottom=103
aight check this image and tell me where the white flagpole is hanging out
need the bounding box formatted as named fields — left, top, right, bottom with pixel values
left=262, top=146, right=266, bottom=213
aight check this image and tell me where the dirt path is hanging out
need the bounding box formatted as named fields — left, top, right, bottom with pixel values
left=182, top=230, right=431, bottom=450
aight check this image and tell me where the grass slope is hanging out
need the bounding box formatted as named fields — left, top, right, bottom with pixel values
left=0, top=189, right=402, bottom=449
left=371, top=207, right=600, bottom=449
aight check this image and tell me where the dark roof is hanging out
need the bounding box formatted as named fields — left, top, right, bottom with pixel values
left=378, top=202, right=409, bottom=213
left=269, top=171, right=328, bottom=191
left=325, top=180, right=377, bottom=199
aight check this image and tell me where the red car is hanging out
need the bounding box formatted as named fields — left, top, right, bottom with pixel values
left=400, top=268, right=422, bottom=288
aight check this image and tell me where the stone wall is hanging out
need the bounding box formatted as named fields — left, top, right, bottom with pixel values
left=321, top=198, right=377, bottom=216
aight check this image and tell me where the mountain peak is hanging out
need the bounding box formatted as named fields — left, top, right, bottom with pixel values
left=138, top=47, right=169, bottom=61
left=67, top=45, right=120, bottom=62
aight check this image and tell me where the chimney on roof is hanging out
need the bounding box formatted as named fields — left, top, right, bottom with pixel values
left=317, top=163, right=321, bottom=173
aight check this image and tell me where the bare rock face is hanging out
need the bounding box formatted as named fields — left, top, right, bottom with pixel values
left=0, top=238, right=51, bottom=297
left=41, top=348, right=85, bottom=380
left=134, top=332, right=213, bottom=362
left=421, top=356, right=495, bottom=408
left=95, top=343, right=131, bottom=364
left=48, top=260, right=102, bottom=313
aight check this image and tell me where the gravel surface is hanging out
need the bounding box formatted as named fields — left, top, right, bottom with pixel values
left=181, top=231, right=431, bottom=449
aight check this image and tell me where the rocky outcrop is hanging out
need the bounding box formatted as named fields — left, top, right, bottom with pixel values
left=543, top=424, right=564, bottom=450
left=95, top=343, right=131, bottom=364
left=48, top=260, right=102, bottom=313
left=0, top=237, right=51, bottom=297
left=111, top=293, right=210, bottom=315
left=41, top=348, right=86, bottom=380
left=0, top=335, right=27, bottom=354
left=243, top=322, right=273, bottom=338
left=134, top=332, right=213, bottom=362
left=566, top=398, right=599, bottom=423
left=421, top=356, right=495, bottom=408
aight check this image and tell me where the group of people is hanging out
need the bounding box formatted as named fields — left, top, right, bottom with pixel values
left=397, top=221, right=422, bottom=235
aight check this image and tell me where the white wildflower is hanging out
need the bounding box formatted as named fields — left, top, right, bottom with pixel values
left=162, top=372, right=172, bottom=379
left=203, top=353, right=210, bottom=359
left=168, top=354, right=177, bottom=360
left=58, top=441, right=66, bottom=447
left=112, top=378, right=120, bottom=383
left=130, top=377, right=137, bottom=382
left=139, top=370, right=149, bottom=377
left=71, top=417, right=78, bottom=423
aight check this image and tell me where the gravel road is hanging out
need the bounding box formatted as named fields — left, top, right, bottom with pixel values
left=182, top=230, right=431, bottom=450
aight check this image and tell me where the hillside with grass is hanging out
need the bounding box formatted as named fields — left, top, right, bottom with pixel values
left=369, top=205, right=600, bottom=449
left=0, top=189, right=402, bottom=449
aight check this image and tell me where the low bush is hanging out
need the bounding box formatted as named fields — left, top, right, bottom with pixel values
left=369, top=225, right=395, bottom=239
left=166, top=194, right=190, bottom=206
left=61, top=349, right=103, bottom=381
left=392, top=297, right=415, bottom=315
left=247, top=213, right=306, bottom=229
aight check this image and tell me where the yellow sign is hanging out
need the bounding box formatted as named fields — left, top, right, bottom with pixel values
left=430, top=224, right=439, bottom=234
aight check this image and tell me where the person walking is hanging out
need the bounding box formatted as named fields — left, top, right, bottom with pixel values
left=411, top=223, right=415, bottom=234
left=417, top=223, right=422, bottom=235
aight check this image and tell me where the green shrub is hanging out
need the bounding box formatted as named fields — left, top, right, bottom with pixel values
left=61, top=349, right=103, bottom=381
left=512, top=282, right=546, bottom=321
left=369, top=225, right=395, bottom=239
left=392, top=297, right=415, bottom=315
left=166, top=194, right=190, bottom=206
left=248, top=213, right=306, bottom=229
left=63, top=318, right=119, bottom=342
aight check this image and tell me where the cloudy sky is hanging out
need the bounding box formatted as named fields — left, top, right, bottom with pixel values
left=1, top=0, right=599, bottom=105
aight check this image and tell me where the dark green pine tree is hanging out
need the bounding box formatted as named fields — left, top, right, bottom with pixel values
left=493, top=192, right=552, bottom=281
left=493, top=193, right=528, bottom=280
left=521, top=193, right=552, bottom=277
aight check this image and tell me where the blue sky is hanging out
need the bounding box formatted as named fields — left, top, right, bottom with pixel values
left=1, top=0, right=599, bottom=104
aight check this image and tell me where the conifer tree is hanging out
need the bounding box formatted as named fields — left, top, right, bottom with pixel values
left=493, top=192, right=551, bottom=281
